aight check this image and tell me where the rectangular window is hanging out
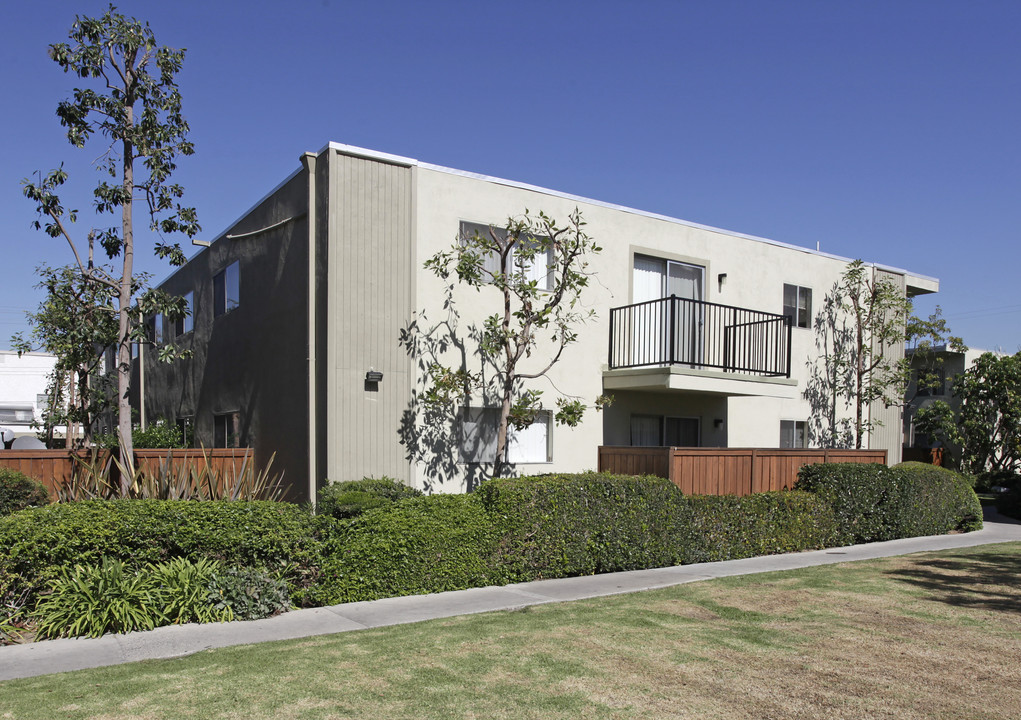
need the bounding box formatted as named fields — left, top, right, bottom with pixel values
left=783, top=284, right=812, bottom=329
left=149, top=313, right=164, bottom=344
left=104, top=346, right=116, bottom=375
left=174, top=291, right=194, bottom=336
left=780, top=420, right=808, bottom=449
left=630, top=414, right=663, bottom=446
left=0, top=407, right=34, bottom=424
left=213, top=262, right=240, bottom=317
left=460, top=221, right=552, bottom=291
left=213, top=412, right=240, bottom=448
left=460, top=407, right=552, bottom=463
left=176, top=416, right=194, bottom=447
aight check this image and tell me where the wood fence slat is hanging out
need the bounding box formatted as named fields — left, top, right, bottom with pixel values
left=597, top=447, right=887, bottom=497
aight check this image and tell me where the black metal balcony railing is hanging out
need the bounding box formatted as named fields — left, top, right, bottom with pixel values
left=608, top=295, right=792, bottom=377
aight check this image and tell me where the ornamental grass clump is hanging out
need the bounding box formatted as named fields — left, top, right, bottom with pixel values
left=59, top=448, right=286, bottom=502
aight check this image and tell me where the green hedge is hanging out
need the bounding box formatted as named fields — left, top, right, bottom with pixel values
left=795, top=461, right=982, bottom=544
left=0, top=500, right=326, bottom=605
left=0, top=469, right=50, bottom=517
left=476, top=473, right=837, bottom=582
left=314, top=494, right=496, bottom=605
left=318, top=477, right=423, bottom=519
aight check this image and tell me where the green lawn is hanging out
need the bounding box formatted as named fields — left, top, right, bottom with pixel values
left=2, top=542, right=1020, bottom=720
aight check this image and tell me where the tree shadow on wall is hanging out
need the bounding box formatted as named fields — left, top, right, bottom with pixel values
left=803, top=282, right=855, bottom=448
left=397, top=284, right=512, bottom=493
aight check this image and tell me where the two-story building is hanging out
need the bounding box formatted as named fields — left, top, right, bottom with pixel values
left=138, top=142, right=938, bottom=501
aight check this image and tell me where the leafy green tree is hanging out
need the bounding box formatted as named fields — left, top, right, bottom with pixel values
left=423, top=209, right=607, bottom=473
left=839, top=261, right=912, bottom=448
left=905, top=304, right=967, bottom=398
left=22, top=6, right=199, bottom=479
left=805, top=260, right=912, bottom=449
left=11, top=265, right=119, bottom=447
left=915, top=352, right=1021, bottom=473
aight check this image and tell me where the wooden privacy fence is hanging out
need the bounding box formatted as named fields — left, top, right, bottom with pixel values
left=598, top=446, right=889, bottom=497
left=0, top=448, right=258, bottom=497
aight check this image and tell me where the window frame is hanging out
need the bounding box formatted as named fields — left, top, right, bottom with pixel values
left=783, top=284, right=812, bottom=329
left=213, top=411, right=241, bottom=449
left=213, top=262, right=240, bottom=317
left=174, top=290, right=194, bottom=337
left=459, top=406, right=553, bottom=464
left=780, top=419, right=808, bottom=449
left=459, top=221, right=553, bottom=292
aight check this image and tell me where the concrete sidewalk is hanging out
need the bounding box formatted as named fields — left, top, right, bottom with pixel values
left=3, top=509, right=1019, bottom=683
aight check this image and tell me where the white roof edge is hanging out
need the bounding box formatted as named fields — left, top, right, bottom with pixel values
left=166, top=141, right=940, bottom=290
left=321, top=143, right=938, bottom=285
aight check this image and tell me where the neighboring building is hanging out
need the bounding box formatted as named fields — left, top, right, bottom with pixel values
left=903, top=345, right=999, bottom=452
left=138, top=143, right=939, bottom=501
left=0, top=351, right=58, bottom=443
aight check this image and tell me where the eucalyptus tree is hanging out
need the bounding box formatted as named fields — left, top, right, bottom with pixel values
left=22, top=6, right=198, bottom=479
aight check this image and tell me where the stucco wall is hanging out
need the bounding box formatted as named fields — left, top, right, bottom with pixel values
left=143, top=171, right=311, bottom=500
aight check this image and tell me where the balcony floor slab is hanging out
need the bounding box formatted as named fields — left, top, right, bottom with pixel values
left=602, top=365, right=798, bottom=398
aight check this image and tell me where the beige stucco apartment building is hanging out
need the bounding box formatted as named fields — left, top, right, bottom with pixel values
left=139, top=143, right=939, bottom=501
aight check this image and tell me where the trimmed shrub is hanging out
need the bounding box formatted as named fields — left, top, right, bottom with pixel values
left=0, top=500, right=326, bottom=607
left=678, top=491, right=839, bottom=564
left=0, top=469, right=50, bottom=516
left=477, top=473, right=689, bottom=581
left=796, top=461, right=982, bottom=544
left=318, top=477, right=423, bottom=519
left=892, top=462, right=983, bottom=535
left=315, top=494, right=496, bottom=605
left=317, top=490, right=389, bottom=519
left=476, top=473, right=838, bottom=582
left=796, top=463, right=903, bottom=543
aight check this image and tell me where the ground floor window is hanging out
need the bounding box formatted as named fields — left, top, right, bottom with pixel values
left=780, top=419, right=808, bottom=448
left=630, top=415, right=700, bottom=447
left=460, top=407, right=552, bottom=463
left=213, top=412, right=240, bottom=448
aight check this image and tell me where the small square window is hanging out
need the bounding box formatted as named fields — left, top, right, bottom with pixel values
left=783, top=284, right=812, bottom=329
left=175, top=291, right=194, bottom=336
left=214, top=262, right=240, bottom=317
left=780, top=420, right=808, bottom=449
left=213, top=412, right=240, bottom=448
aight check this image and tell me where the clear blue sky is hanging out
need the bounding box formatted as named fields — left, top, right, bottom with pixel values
left=2, top=0, right=1019, bottom=352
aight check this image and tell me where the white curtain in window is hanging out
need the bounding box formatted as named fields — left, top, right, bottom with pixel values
left=507, top=413, right=549, bottom=463
left=631, top=256, right=666, bottom=365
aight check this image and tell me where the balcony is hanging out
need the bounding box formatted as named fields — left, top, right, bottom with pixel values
left=605, top=296, right=795, bottom=397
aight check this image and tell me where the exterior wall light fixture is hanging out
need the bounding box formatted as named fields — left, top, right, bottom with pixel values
left=366, top=370, right=383, bottom=383
left=717, top=273, right=727, bottom=291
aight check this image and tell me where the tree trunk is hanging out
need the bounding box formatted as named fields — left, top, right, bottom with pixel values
left=495, top=375, right=514, bottom=478
left=117, top=115, right=135, bottom=494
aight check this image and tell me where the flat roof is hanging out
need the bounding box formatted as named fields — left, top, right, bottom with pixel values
left=324, top=143, right=938, bottom=295
left=177, top=141, right=939, bottom=295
